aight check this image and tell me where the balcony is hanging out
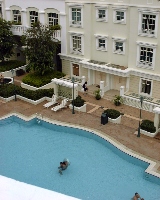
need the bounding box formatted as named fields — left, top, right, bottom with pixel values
left=11, top=25, right=61, bottom=41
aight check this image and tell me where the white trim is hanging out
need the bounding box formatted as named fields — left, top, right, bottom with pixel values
left=112, top=37, right=126, bottom=55
left=112, top=6, right=127, bottom=24
left=69, top=5, right=83, bottom=28
left=69, top=32, right=84, bottom=55
left=139, top=78, right=153, bottom=97
left=138, top=9, right=159, bottom=38
left=95, top=5, right=108, bottom=22
left=95, top=34, right=108, bottom=52
left=136, top=41, right=157, bottom=70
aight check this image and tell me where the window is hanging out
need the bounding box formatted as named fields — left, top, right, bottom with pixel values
left=72, top=64, right=79, bottom=76
left=95, top=34, right=108, bottom=51
left=138, top=9, right=159, bottom=37
left=69, top=4, right=83, bottom=27
left=112, top=37, right=126, bottom=54
left=72, top=35, right=81, bottom=53
left=70, top=33, right=83, bottom=55
left=95, top=6, right=108, bottom=22
left=71, top=8, right=81, bottom=26
left=113, top=7, right=127, bottom=24
left=116, top=11, right=124, bottom=21
left=30, top=11, right=38, bottom=26
left=13, top=10, right=21, bottom=24
left=136, top=41, right=157, bottom=69
left=0, top=2, right=2, bottom=18
left=48, top=13, right=58, bottom=26
left=140, top=79, right=152, bottom=95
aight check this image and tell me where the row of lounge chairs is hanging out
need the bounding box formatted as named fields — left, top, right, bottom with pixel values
left=43, top=95, right=68, bottom=112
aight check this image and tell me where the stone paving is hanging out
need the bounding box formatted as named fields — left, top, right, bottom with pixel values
left=0, top=92, right=160, bottom=174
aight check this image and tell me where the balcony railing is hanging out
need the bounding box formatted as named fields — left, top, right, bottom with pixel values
left=11, top=25, right=61, bottom=41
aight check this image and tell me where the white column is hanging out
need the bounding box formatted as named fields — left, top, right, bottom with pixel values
left=154, top=113, right=159, bottom=131
left=5, top=8, right=11, bottom=21
left=54, top=84, right=58, bottom=97
left=81, top=76, right=86, bottom=85
left=39, top=11, right=45, bottom=25
left=126, top=76, right=130, bottom=92
left=21, top=9, right=28, bottom=26
left=59, top=12, right=66, bottom=54
left=120, top=86, right=125, bottom=96
left=100, top=81, right=104, bottom=97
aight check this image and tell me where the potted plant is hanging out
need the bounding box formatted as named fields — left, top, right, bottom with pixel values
left=94, top=89, right=101, bottom=100
left=113, top=95, right=123, bottom=106
left=72, top=95, right=85, bottom=107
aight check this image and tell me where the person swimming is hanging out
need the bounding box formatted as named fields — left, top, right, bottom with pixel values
left=58, top=159, right=69, bottom=175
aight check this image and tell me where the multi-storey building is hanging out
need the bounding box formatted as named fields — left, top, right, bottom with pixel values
left=0, top=0, right=66, bottom=69
left=60, top=0, right=160, bottom=108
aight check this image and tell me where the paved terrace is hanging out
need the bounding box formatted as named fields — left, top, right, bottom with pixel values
left=0, top=91, right=160, bottom=174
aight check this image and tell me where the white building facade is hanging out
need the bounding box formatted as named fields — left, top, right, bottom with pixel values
left=60, top=0, right=160, bottom=106
left=0, top=0, right=66, bottom=59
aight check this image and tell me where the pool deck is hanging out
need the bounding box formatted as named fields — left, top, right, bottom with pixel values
left=0, top=92, right=160, bottom=199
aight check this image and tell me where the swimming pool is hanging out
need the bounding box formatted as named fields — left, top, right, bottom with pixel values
left=0, top=115, right=160, bottom=200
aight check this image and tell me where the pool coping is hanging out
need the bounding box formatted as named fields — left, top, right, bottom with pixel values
left=1, top=112, right=160, bottom=180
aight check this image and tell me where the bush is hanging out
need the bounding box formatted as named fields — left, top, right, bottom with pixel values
left=0, top=84, right=54, bottom=100
left=104, top=109, right=121, bottom=119
left=22, top=70, right=65, bottom=87
left=0, top=60, right=26, bottom=72
left=140, top=120, right=156, bottom=133
left=72, top=95, right=85, bottom=107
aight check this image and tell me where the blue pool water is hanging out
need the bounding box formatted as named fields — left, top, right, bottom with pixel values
left=0, top=116, right=160, bottom=200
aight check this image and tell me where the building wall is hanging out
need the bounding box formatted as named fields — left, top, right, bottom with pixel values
left=129, top=75, right=139, bottom=93
left=62, top=60, right=70, bottom=75
left=152, top=80, right=160, bottom=99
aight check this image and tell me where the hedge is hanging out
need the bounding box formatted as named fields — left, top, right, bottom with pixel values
left=22, top=70, right=65, bottom=87
left=140, top=119, right=156, bottom=133
left=0, top=60, right=26, bottom=72
left=0, top=84, right=54, bottom=100
left=72, top=95, right=85, bottom=107
left=104, top=109, right=121, bottom=119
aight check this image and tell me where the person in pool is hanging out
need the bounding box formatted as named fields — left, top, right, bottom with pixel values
left=132, top=192, right=144, bottom=200
left=58, top=160, right=69, bottom=174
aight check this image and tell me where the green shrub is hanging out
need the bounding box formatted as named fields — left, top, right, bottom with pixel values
left=22, top=70, right=65, bottom=87
left=0, top=60, right=26, bottom=72
left=0, top=84, right=54, bottom=100
left=140, top=119, right=156, bottom=133
left=104, top=109, right=121, bottom=119
left=72, top=95, right=85, bottom=107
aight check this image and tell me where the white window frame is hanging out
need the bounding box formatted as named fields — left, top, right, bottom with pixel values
left=94, top=34, right=108, bottom=51
left=13, top=10, right=21, bottom=24
left=136, top=41, right=157, bottom=70
left=95, top=5, right=108, bottom=22
left=112, top=37, right=126, bottom=55
left=113, top=7, right=127, bottom=24
left=30, top=11, right=38, bottom=26
left=139, top=78, right=153, bottom=97
left=138, top=9, right=159, bottom=38
left=69, top=32, right=84, bottom=55
left=71, top=63, right=80, bottom=78
left=48, top=13, right=58, bottom=26
left=69, top=4, right=83, bottom=28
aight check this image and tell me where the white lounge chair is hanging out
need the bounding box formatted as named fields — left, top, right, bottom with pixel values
left=43, top=94, right=57, bottom=108
left=51, top=98, right=68, bottom=112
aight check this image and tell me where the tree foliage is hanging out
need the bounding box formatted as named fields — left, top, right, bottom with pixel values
left=22, top=22, right=59, bottom=75
left=0, top=18, right=15, bottom=61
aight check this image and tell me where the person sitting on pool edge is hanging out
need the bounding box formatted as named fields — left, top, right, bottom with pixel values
left=58, top=160, right=69, bottom=175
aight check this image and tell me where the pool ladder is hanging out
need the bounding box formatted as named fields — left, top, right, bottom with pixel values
left=36, top=113, right=43, bottom=124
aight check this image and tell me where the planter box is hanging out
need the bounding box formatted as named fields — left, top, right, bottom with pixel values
left=140, top=129, right=158, bottom=138
left=108, top=115, right=121, bottom=124
left=69, top=104, right=86, bottom=112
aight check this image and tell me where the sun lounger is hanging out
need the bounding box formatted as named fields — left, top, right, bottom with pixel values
left=51, top=98, right=68, bottom=112
left=43, top=94, right=57, bottom=108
